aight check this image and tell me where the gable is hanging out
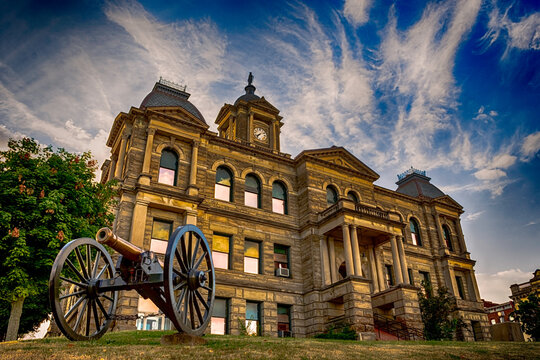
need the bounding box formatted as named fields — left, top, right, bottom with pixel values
left=434, top=195, right=463, bottom=210
left=297, top=146, right=379, bottom=182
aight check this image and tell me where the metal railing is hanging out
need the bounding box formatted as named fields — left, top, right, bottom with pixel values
left=373, top=313, right=424, bottom=341
left=355, top=204, right=389, bottom=220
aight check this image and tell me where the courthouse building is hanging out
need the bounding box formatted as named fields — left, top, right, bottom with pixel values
left=100, top=76, right=490, bottom=340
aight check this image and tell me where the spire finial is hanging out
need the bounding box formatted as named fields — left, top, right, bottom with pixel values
left=248, top=72, right=253, bottom=86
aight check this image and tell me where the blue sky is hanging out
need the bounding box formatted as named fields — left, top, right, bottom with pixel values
left=0, top=0, right=538, bottom=303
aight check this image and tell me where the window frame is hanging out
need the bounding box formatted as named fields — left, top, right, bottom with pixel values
left=442, top=225, right=454, bottom=251
left=244, top=174, right=261, bottom=208
left=346, top=191, right=359, bottom=203
left=150, top=219, right=173, bottom=254
left=273, top=243, right=290, bottom=276
left=277, top=304, right=292, bottom=337
left=244, top=239, right=262, bottom=274
left=210, top=297, right=229, bottom=335
left=272, top=181, right=288, bottom=215
left=158, top=149, right=179, bottom=186
left=326, top=185, right=338, bottom=206
left=215, top=166, right=234, bottom=202
left=455, top=275, right=465, bottom=299
left=409, top=218, right=423, bottom=247
left=212, top=232, right=231, bottom=270
left=245, top=301, right=261, bottom=336
left=384, top=264, right=394, bottom=287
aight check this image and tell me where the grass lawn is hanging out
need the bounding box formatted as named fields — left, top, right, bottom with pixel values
left=1, top=331, right=539, bottom=360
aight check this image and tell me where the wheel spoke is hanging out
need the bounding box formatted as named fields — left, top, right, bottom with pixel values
left=182, top=291, right=190, bottom=324
left=173, top=268, right=187, bottom=278
left=175, top=249, right=188, bottom=275
left=85, top=299, right=92, bottom=336
left=193, top=293, right=204, bottom=324
left=99, top=294, right=114, bottom=302
left=189, top=291, right=196, bottom=329
left=95, top=297, right=109, bottom=319
left=59, top=290, right=86, bottom=300
left=191, top=236, right=201, bottom=268
left=60, top=276, right=88, bottom=288
left=64, top=259, right=86, bottom=283
left=86, top=244, right=92, bottom=279
left=187, top=233, right=193, bottom=269
left=192, top=251, right=207, bottom=270
left=92, top=251, right=101, bottom=278
left=73, top=299, right=88, bottom=333
left=176, top=288, right=187, bottom=312
left=64, top=295, right=86, bottom=322
left=95, top=264, right=109, bottom=280
left=194, top=289, right=210, bottom=310
left=174, top=280, right=187, bottom=292
left=200, top=285, right=213, bottom=292
left=75, top=247, right=90, bottom=280
left=92, top=300, right=101, bottom=331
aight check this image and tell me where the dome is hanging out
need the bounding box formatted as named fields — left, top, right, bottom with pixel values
left=140, top=79, right=206, bottom=124
left=395, top=168, right=445, bottom=198
left=234, top=72, right=260, bottom=105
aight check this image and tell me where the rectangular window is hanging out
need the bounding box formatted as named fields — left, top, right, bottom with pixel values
left=211, top=298, right=228, bottom=335
left=215, top=183, right=231, bottom=202
left=212, top=233, right=230, bottom=269
left=245, top=301, right=260, bottom=336
left=408, top=268, right=414, bottom=286
left=384, top=264, right=394, bottom=287
left=158, top=167, right=175, bottom=186
left=419, top=271, right=431, bottom=296
left=244, top=240, right=261, bottom=274
left=277, top=305, right=292, bottom=337
left=245, top=191, right=258, bottom=208
left=151, top=220, right=172, bottom=254
left=274, top=244, right=290, bottom=276
left=272, top=198, right=285, bottom=214
left=455, top=276, right=465, bottom=299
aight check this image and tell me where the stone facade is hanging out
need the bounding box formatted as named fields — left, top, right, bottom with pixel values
left=100, top=77, right=490, bottom=340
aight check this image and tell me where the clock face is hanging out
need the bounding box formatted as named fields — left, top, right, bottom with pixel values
left=253, top=127, right=267, bottom=142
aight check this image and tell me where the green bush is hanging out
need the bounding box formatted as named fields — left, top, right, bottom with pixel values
left=314, top=325, right=357, bottom=340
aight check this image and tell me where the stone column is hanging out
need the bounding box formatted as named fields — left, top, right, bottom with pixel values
left=350, top=225, right=362, bottom=276
left=341, top=224, right=354, bottom=277
left=139, top=127, right=156, bottom=186
left=114, top=133, right=129, bottom=179
left=374, top=245, right=386, bottom=290
left=320, top=237, right=331, bottom=286
left=442, top=262, right=456, bottom=296
left=390, top=235, right=404, bottom=284
left=396, top=235, right=410, bottom=284
left=454, top=219, right=468, bottom=254
left=468, top=270, right=481, bottom=301
left=433, top=213, right=447, bottom=249
left=328, top=237, right=337, bottom=283
left=129, top=199, right=149, bottom=248
left=368, top=245, right=379, bottom=293
left=187, top=140, right=200, bottom=196
left=108, top=154, right=118, bottom=181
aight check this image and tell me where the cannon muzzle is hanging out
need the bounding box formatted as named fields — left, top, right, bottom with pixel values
left=96, top=227, right=142, bottom=262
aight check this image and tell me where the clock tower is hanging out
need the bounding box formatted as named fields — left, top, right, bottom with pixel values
left=215, top=73, right=283, bottom=152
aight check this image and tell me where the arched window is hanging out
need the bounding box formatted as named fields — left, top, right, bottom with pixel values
left=272, top=181, right=288, bottom=215
left=347, top=191, right=358, bottom=203
left=410, top=218, right=422, bottom=246
left=326, top=186, right=338, bottom=206
left=244, top=174, right=261, bottom=208
left=442, top=225, right=453, bottom=251
left=215, top=166, right=233, bottom=202
left=158, top=149, right=178, bottom=186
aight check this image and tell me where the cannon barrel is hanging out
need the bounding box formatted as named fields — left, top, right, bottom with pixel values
left=96, top=227, right=142, bottom=262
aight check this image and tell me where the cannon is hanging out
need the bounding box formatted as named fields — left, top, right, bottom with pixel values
left=48, top=225, right=215, bottom=340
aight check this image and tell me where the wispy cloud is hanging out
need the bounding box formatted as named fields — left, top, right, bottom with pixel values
left=343, top=0, right=372, bottom=27
left=520, top=131, right=540, bottom=161
left=476, top=268, right=532, bottom=303
left=463, top=210, right=485, bottom=222
left=482, top=2, right=540, bottom=58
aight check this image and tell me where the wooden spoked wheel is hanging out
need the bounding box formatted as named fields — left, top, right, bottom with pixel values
left=49, top=238, right=117, bottom=341
left=163, top=225, right=215, bottom=336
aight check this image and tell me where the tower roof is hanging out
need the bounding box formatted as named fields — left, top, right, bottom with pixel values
left=234, top=72, right=260, bottom=105
left=395, top=167, right=445, bottom=198
left=140, top=78, right=206, bottom=124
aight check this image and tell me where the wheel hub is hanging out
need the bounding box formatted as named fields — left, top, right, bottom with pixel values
left=188, top=270, right=206, bottom=290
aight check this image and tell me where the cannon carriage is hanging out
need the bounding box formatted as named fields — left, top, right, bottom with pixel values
left=48, top=225, right=215, bottom=340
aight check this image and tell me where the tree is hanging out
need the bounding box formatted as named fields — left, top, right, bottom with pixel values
left=418, top=280, right=463, bottom=340
left=511, top=293, right=540, bottom=341
left=0, top=138, right=116, bottom=341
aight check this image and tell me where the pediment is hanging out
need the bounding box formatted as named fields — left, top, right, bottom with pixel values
left=298, top=146, right=379, bottom=182
left=250, top=97, right=280, bottom=114
left=434, top=195, right=463, bottom=210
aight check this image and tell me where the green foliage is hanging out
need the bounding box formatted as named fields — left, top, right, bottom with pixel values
left=314, top=325, right=357, bottom=340
left=511, top=293, right=540, bottom=341
left=0, top=138, right=116, bottom=339
left=418, top=280, right=462, bottom=340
